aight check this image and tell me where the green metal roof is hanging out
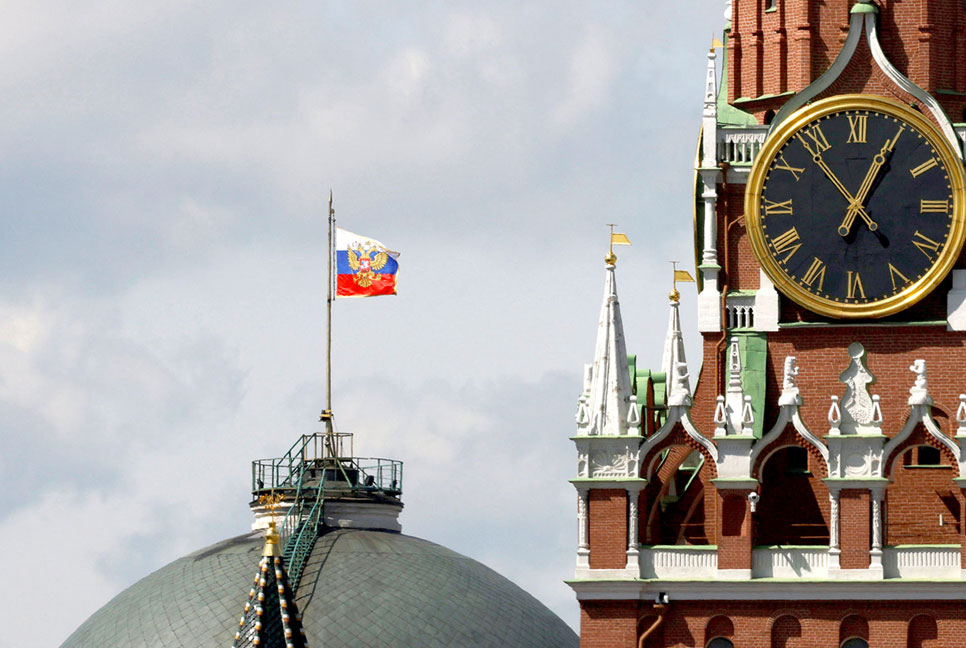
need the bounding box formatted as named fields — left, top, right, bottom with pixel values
left=60, top=529, right=578, bottom=648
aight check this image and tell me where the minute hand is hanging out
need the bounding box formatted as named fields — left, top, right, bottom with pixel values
left=838, top=126, right=905, bottom=236
left=797, top=136, right=878, bottom=231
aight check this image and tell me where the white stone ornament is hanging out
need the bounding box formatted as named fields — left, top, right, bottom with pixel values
left=907, top=359, right=933, bottom=406
left=714, top=395, right=727, bottom=434
left=668, top=361, right=692, bottom=407
left=839, top=342, right=876, bottom=431
left=779, top=356, right=802, bottom=406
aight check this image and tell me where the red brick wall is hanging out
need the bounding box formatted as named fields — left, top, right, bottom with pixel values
left=589, top=489, right=627, bottom=569
left=581, top=601, right=966, bottom=648
left=717, top=490, right=752, bottom=569
left=727, top=0, right=966, bottom=124
left=886, top=449, right=961, bottom=545
left=579, top=601, right=638, bottom=648
left=840, top=489, right=871, bottom=569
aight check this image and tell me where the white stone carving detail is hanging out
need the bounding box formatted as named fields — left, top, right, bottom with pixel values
left=829, top=492, right=840, bottom=552
left=840, top=342, right=876, bottom=429
left=589, top=448, right=634, bottom=479
left=668, top=360, right=693, bottom=407
left=577, top=490, right=589, bottom=551
left=627, top=498, right=639, bottom=551
left=908, top=359, right=932, bottom=406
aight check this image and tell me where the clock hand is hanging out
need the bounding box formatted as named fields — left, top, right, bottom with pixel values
left=796, top=135, right=879, bottom=231
left=837, top=125, right=905, bottom=237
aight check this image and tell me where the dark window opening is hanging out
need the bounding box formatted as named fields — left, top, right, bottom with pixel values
left=708, top=639, right=734, bottom=648
left=842, top=638, right=869, bottom=648
left=764, top=109, right=776, bottom=125
left=917, top=446, right=941, bottom=466
left=786, top=446, right=809, bottom=473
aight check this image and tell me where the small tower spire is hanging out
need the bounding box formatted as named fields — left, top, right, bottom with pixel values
left=662, top=264, right=694, bottom=405
left=584, top=243, right=634, bottom=436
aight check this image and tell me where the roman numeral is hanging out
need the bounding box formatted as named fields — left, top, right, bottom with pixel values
left=801, top=257, right=827, bottom=291
left=888, top=264, right=911, bottom=291
left=912, top=231, right=942, bottom=260
left=920, top=199, right=950, bottom=214
left=771, top=227, right=802, bottom=263
left=910, top=157, right=939, bottom=178
left=846, top=271, right=866, bottom=300
left=797, top=124, right=831, bottom=154
left=847, top=115, right=867, bottom=144
left=773, top=154, right=805, bottom=181
left=763, top=198, right=794, bottom=216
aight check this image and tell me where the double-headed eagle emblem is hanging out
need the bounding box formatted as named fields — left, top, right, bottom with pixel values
left=346, top=242, right=390, bottom=288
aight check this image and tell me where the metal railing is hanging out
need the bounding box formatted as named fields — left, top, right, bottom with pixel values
left=716, top=124, right=966, bottom=167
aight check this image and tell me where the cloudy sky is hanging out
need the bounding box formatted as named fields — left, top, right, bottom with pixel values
left=0, top=2, right=724, bottom=645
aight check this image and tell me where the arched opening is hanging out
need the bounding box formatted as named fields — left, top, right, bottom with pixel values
left=841, top=639, right=869, bottom=648
left=908, top=614, right=939, bottom=648
left=756, top=446, right=829, bottom=545
left=886, top=445, right=960, bottom=545
left=764, top=109, right=777, bottom=125
left=643, top=447, right=713, bottom=545
left=705, top=615, right=734, bottom=645
left=840, top=615, right=869, bottom=647
left=771, top=614, right=802, bottom=648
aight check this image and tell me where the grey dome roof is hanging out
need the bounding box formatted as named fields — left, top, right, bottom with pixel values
left=60, top=528, right=578, bottom=648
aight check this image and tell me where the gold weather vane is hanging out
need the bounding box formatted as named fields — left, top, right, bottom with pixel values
left=670, top=261, right=695, bottom=302
left=605, top=224, right=632, bottom=265
left=258, top=492, right=285, bottom=527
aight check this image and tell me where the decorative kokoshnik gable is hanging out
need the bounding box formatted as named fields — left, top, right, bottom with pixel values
left=233, top=522, right=309, bottom=648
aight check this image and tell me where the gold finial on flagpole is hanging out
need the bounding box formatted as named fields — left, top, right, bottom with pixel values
left=605, top=224, right=631, bottom=265
left=670, top=261, right=696, bottom=302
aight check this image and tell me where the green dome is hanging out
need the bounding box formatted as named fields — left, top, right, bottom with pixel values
left=60, top=528, right=578, bottom=648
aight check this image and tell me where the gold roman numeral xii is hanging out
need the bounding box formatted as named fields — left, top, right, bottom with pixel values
left=847, top=115, right=867, bottom=144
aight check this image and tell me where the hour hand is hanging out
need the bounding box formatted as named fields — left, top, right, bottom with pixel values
left=798, top=140, right=879, bottom=234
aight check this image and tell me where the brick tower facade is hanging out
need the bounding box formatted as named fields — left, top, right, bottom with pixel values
left=570, top=1, right=966, bottom=647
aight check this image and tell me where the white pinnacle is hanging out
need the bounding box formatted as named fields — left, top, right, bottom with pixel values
left=662, top=296, right=691, bottom=406
left=585, top=263, right=634, bottom=436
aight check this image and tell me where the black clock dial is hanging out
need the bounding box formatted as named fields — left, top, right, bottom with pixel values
left=746, top=96, right=966, bottom=318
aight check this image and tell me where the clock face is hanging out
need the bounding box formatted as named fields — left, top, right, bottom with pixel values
left=746, top=95, right=966, bottom=318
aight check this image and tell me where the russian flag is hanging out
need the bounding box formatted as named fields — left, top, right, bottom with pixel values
left=335, top=228, right=400, bottom=297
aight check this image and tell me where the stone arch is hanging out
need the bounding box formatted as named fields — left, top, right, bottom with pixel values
left=839, top=614, right=869, bottom=645
left=642, top=444, right=714, bottom=545
left=755, top=443, right=831, bottom=546
left=884, top=422, right=958, bottom=480
left=908, top=614, right=938, bottom=648
left=750, top=407, right=828, bottom=481
left=705, top=614, right=734, bottom=646
left=770, top=614, right=802, bottom=648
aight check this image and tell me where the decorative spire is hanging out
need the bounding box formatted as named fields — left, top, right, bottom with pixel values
left=662, top=290, right=691, bottom=407
left=232, top=522, right=310, bottom=648
left=582, top=261, right=634, bottom=435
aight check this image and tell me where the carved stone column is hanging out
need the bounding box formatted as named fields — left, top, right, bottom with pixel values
left=829, top=491, right=841, bottom=569
left=577, top=487, right=590, bottom=569
left=625, top=484, right=645, bottom=573
left=870, top=487, right=884, bottom=574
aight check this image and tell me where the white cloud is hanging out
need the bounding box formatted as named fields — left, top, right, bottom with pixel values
left=0, top=3, right=725, bottom=646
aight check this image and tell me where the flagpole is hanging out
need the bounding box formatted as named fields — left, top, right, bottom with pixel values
left=323, top=190, right=335, bottom=456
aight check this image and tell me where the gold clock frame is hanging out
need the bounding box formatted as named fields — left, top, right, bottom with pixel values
left=745, top=94, right=966, bottom=319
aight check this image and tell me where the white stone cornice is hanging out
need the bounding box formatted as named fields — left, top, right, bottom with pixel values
left=567, top=579, right=966, bottom=602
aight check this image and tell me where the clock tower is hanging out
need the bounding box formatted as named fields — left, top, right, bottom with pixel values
left=570, top=1, right=966, bottom=646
